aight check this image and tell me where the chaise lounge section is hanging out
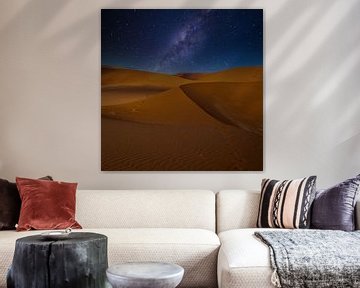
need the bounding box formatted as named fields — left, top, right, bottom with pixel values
left=216, top=189, right=360, bottom=288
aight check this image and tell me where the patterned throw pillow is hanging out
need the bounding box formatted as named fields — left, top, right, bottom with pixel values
left=257, top=176, right=317, bottom=229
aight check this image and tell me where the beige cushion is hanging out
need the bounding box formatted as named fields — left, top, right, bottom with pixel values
left=0, top=228, right=220, bottom=288
left=216, top=190, right=260, bottom=233
left=76, top=190, right=216, bottom=231
left=217, top=228, right=276, bottom=288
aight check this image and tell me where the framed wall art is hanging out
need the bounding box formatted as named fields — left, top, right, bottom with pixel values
left=101, top=9, right=263, bottom=171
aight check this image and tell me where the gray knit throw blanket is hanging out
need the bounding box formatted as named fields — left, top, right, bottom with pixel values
left=255, top=230, right=360, bottom=288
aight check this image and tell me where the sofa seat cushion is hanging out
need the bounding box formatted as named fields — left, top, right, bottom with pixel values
left=105, top=228, right=220, bottom=288
left=218, top=228, right=281, bottom=288
left=0, top=228, right=220, bottom=288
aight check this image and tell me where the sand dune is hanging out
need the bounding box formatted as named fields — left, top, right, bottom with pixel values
left=102, top=118, right=262, bottom=171
left=176, top=73, right=202, bottom=80
left=102, top=67, right=190, bottom=87
left=102, top=87, right=221, bottom=126
left=101, top=66, right=263, bottom=171
left=101, top=85, right=170, bottom=106
left=181, top=81, right=263, bottom=134
left=177, top=67, right=262, bottom=82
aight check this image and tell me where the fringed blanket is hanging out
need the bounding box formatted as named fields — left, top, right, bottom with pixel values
left=255, top=230, right=360, bottom=288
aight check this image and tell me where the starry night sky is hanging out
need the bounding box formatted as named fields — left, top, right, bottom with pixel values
left=101, top=9, right=263, bottom=74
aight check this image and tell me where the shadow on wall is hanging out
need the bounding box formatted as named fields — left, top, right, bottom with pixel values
left=266, top=1, right=360, bottom=140
left=265, top=0, right=360, bottom=181
left=0, top=1, right=71, bottom=34
left=0, top=0, right=144, bottom=59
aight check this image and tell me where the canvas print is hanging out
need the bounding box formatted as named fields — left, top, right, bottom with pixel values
left=101, top=9, right=263, bottom=171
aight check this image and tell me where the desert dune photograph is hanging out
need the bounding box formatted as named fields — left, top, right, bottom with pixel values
left=101, top=9, right=263, bottom=171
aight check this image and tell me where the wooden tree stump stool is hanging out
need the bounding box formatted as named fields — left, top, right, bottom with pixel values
left=7, top=232, right=108, bottom=288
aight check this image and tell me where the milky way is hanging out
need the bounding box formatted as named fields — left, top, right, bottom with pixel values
left=102, top=9, right=263, bottom=74
left=155, top=10, right=211, bottom=72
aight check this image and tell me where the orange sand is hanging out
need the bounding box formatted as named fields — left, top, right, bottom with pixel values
left=101, top=66, right=263, bottom=171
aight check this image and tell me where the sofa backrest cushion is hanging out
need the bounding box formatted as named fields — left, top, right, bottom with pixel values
left=216, top=190, right=260, bottom=233
left=217, top=190, right=360, bottom=232
left=76, top=190, right=216, bottom=231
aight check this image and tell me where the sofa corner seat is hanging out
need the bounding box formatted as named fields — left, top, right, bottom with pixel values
left=216, top=189, right=360, bottom=288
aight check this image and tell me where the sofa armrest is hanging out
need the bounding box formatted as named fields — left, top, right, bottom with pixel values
left=356, top=200, right=360, bottom=230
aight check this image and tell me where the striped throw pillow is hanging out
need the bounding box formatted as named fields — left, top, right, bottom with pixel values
left=257, top=176, right=317, bottom=229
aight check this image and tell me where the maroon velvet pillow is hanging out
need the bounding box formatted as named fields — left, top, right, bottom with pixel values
left=16, top=177, right=82, bottom=231
left=0, top=176, right=53, bottom=230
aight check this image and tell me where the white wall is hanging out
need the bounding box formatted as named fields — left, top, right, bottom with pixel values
left=0, top=0, right=359, bottom=190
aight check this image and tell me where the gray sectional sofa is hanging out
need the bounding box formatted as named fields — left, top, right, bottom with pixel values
left=0, top=189, right=359, bottom=288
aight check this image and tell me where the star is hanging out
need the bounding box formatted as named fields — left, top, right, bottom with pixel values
left=154, top=10, right=212, bottom=72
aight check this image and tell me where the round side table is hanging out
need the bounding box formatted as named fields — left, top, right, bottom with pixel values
left=7, top=232, right=108, bottom=288
left=106, top=262, right=184, bottom=288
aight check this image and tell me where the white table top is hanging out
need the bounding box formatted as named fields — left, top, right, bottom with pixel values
left=107, top=262, right=184, bottom=279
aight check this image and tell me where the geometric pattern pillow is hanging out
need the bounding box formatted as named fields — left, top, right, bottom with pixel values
left=257, top=176, right=317, bottom=229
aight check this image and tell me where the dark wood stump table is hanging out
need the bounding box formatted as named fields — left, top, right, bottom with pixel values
left=7, top=232, right=108, bottom=288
